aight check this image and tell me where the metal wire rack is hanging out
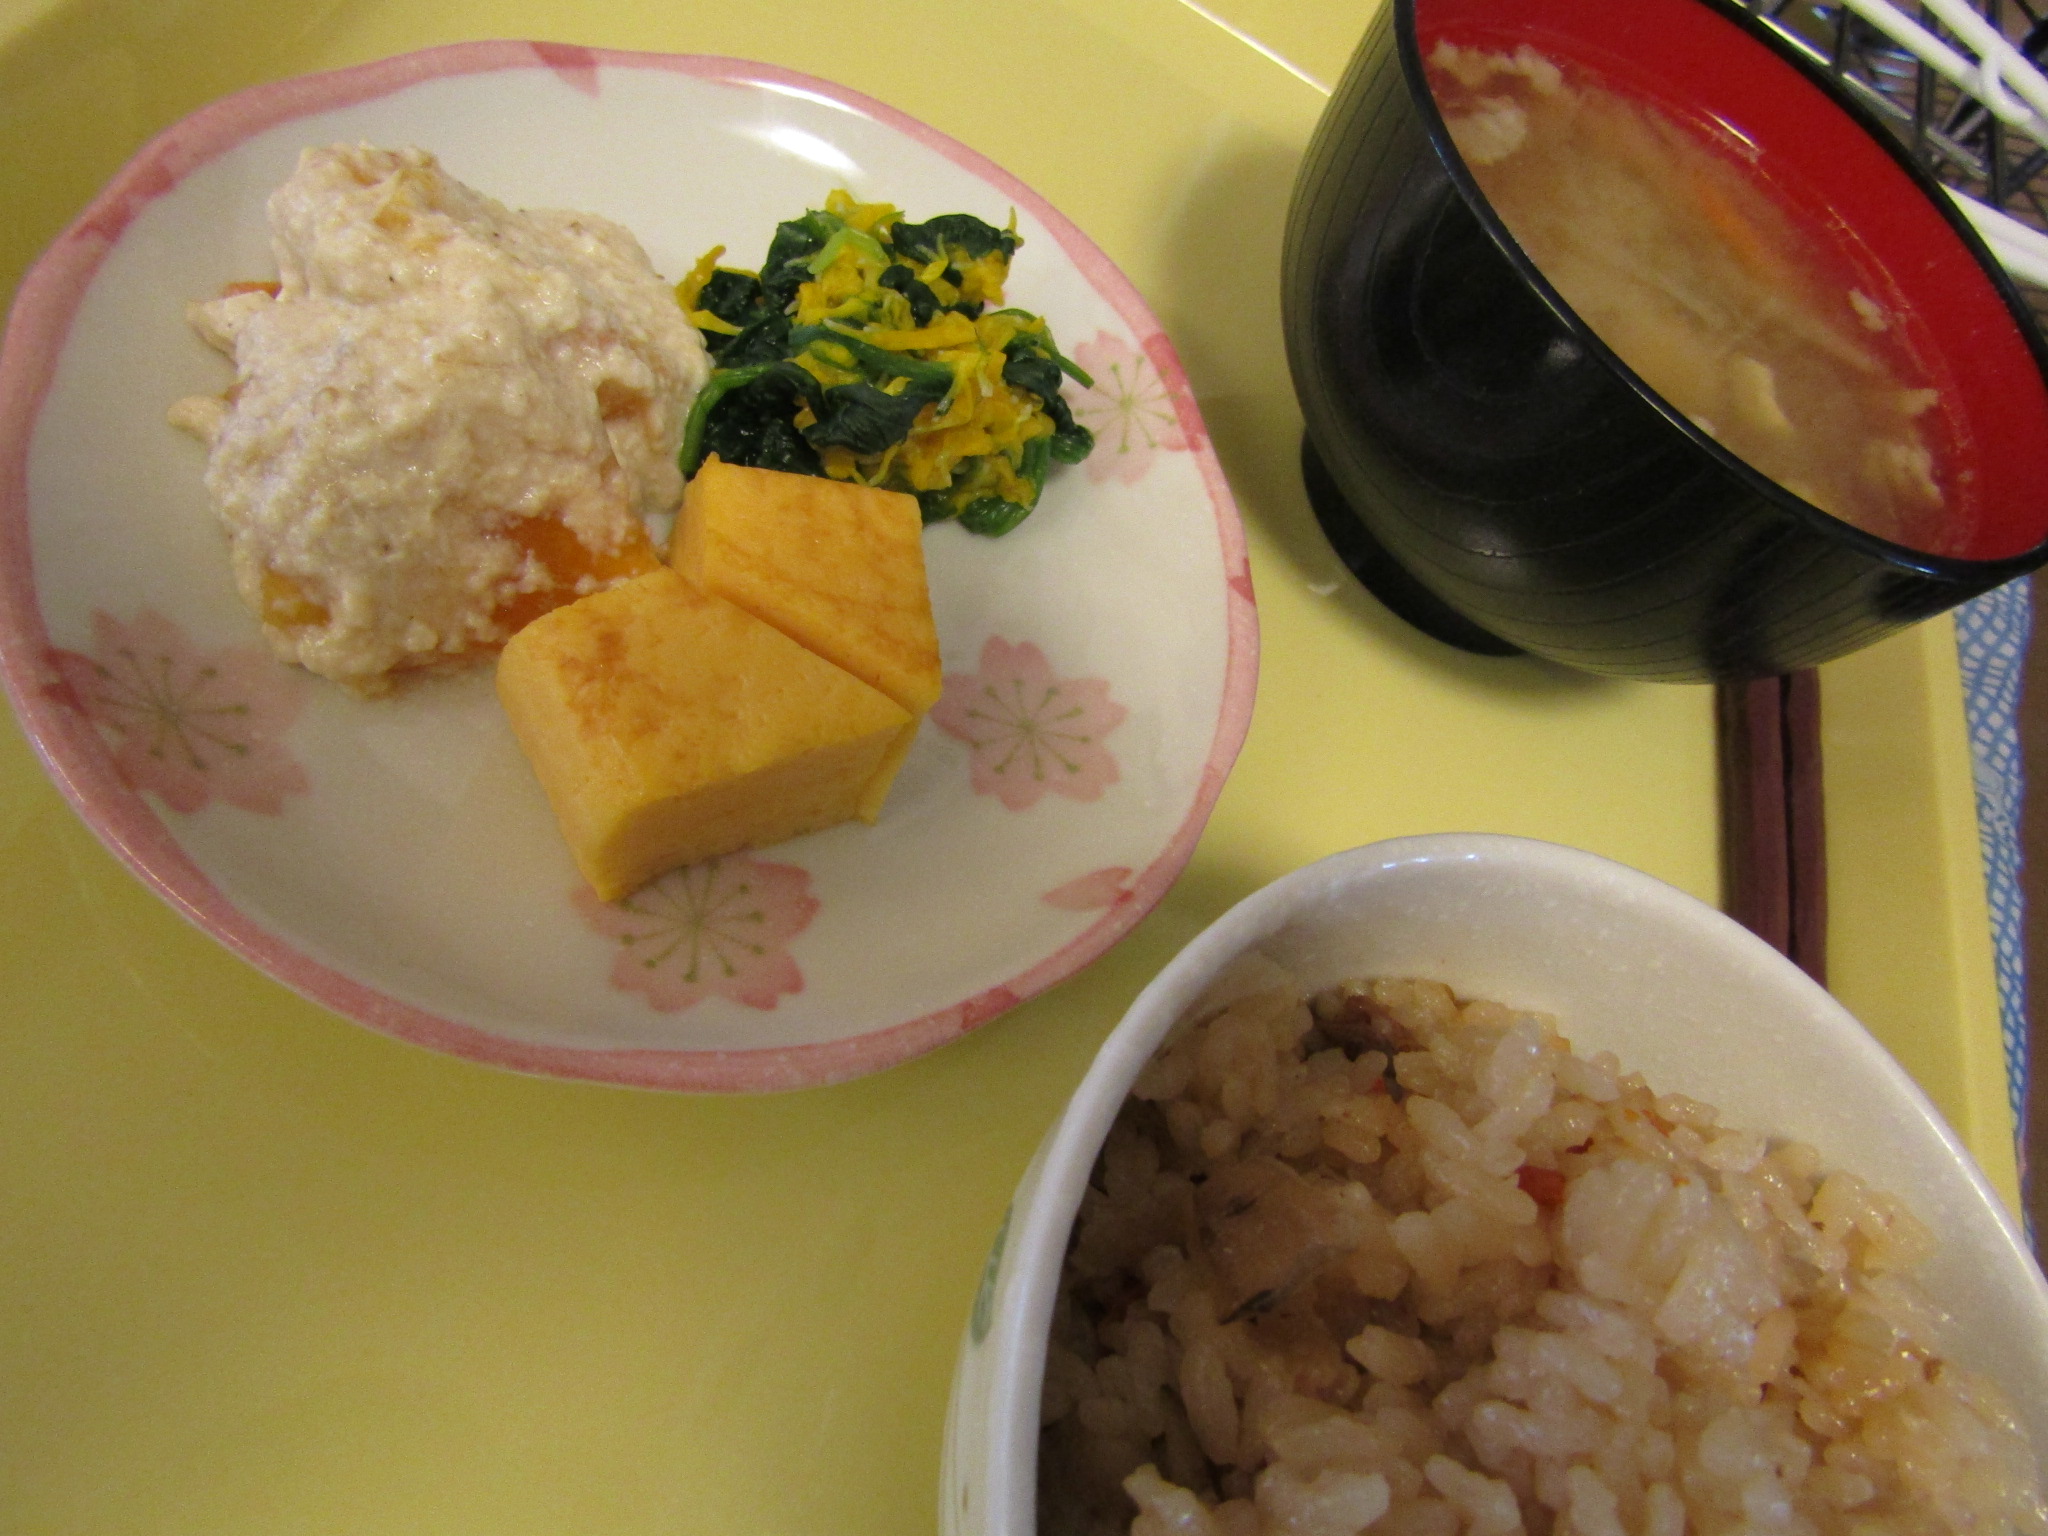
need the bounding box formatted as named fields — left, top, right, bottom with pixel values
left=1741, top=0, right=2048, bottom=319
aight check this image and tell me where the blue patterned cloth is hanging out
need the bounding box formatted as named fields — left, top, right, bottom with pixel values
left=1953, top=581, right=2032, bottom=1166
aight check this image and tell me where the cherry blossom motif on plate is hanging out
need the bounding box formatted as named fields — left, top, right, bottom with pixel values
left=1067, top=331, right=1194, bottom=485
left=931, top=636, right=1128, bottom=813
left=47, top=608, right=310, bottom=815
left=573, top=854, right=820, bottom=1012
left=1042, top=867, right=1137, bottom=911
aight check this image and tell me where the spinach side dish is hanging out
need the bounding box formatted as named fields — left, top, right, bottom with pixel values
left=677, top=190, right=1095, bottom=537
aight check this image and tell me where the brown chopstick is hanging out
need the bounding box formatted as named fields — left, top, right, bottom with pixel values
left=1717, top=672, right=1827, bottom=986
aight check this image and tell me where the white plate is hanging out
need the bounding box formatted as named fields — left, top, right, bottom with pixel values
left=0, top=43, right=1257, bottom=1090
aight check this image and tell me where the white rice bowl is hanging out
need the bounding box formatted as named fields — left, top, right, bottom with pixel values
left=940, top=836, right=2048, bottom=1536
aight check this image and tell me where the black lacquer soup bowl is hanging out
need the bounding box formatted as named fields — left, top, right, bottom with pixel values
left=1282, top=0, right=2048, bottom=679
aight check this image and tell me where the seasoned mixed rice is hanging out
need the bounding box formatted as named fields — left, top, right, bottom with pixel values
left=1039, top=963, right=2044, bottom=1536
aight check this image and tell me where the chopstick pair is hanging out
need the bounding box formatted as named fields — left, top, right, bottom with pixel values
left=1717, top=672, right=1827, bottom=986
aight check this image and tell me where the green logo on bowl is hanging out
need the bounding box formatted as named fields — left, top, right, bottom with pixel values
left=969, top=1203, right=1013, bottom=1345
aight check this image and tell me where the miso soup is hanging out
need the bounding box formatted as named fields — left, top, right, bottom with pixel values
left=1426, top=40, right=1967, bottom=553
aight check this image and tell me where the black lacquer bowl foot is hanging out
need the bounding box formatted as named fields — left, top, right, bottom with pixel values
left=1302, top=437, right=1521, bottom=657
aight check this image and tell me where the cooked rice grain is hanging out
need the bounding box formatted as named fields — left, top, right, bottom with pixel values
left=1038, top=971, right=2044, bottom=1536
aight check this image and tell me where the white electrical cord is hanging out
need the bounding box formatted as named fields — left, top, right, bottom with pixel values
left=1840, top=0, right=2048, bottom=142
left=1946, top=184, right=2048, bottom=284
left=1833, top=0, right=2048, bottom=284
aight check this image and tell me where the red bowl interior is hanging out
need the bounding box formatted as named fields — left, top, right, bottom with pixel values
left=1416, top=0, right=2048, bottom=563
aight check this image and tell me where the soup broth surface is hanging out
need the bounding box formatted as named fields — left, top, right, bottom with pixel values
left=1427, top=41, right=1970, bottom=553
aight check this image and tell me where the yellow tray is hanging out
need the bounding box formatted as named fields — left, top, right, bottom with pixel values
left=0, top=0, right=2013, bottom=1530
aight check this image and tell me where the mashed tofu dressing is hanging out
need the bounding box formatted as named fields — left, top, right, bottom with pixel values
left=173, top=145, right=710, bottom=690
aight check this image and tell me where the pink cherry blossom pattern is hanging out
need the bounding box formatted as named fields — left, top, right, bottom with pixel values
left=932, top=637, right=1128, bottom=812
left=530, top=40, right=601, bottom=96
left=47, top=607, right=310, bottom=815
left=1043, top=867, right=1135, bottom=911
left=573, top=855, right=820, bottom=1012
left=1068, top=330, right=1191, bottom=485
